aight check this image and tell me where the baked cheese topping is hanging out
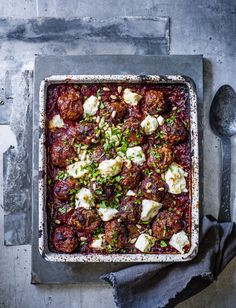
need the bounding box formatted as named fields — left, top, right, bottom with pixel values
left=164, top=162, right=188, bottom=194
left=67, top=161, right=89, bottom=178
left=169, top=230, right=190, bottom=253
left=141, top=199, right=162, bottom=221
left=135, top=234, right=156, bottom=252
left=98, top=208, right=119, bottom=221
left=90, top=234, right=104, bottom=249
left=98, top=157, right=123, bottom=176
left=48, top=114, right=64, bottom=129
left=141, top=115, right=158, bottom=135
left=126, top=146, right=146, bottom=165
left=83, top=95, right=99, bottom=116
left=123, top=88, right=142, bottom=106
left=75, top=188, right=94, bottom=209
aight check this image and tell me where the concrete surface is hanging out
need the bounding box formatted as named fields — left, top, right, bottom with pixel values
left=0, top=0, right=236, bottom=307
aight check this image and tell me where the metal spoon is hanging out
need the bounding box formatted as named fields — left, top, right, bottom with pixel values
left=210, top=85, right=236, bottom=222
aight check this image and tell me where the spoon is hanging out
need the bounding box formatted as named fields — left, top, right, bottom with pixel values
left=210, top=85, right=236, bottom=222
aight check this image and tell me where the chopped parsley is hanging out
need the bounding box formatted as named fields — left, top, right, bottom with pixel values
left=160, top=240, right=167, bottom=248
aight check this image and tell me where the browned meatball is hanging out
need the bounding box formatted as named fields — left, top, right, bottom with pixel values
left=122, top=118, right=145, bottom=145
left=162, top=193, right=189, bottom=209
left=50, top=140, right=76, bottom=167
left=119, top=197, right=141, bottom=225
left=75, top=122, right=97, bottom=145
left=141, top=174, right=167, bottom=202
left=106, top=102, right=126, bottom=124
left=90, top=181, right=114, bottom=201
left=51, top=226, right=78, bottom=253
left=147, top=146, right=174, bottom=173
left=104, top=220, right=127, bottom=250
left=145, top=90, right=169, bottom=115
left=57, top=89, right=83, bottom=121
left=120, top=162, right=141, bottom=190
left=53, top=178, right=76, bottom=201
left=152, top=210, right=182, bottom=239
left=161, top=120, right=187, bottom=145
left=68, top=208, right=101, bottom=236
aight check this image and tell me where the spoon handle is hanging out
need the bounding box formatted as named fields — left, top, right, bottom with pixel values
left=219, top=137, right=231, bottom=222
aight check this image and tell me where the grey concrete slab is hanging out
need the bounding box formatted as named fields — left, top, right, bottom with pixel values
left=32, top=54, right=203, bottom=284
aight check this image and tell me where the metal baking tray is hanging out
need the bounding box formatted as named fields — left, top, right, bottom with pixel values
left=38, top=74, right=199, bottom=262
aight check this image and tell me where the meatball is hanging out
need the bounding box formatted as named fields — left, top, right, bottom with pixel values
left=147, top=146, right=174, bottom=173
left=68, top=208, right=101, bottom=235
left=152, top=210, right=182, bottom=239
left=161, top=120, right=187, bottom=145
left=122, top=118, right=145, bottom=145
left=53, top=178, right=76, bottom=201
left=119, top=197, right=141, bottom=225
left=51, top=226, right=78, bottom=253
left=75, top=122, right=97, bottom=145
left=106, top=102, right=126, bottom=124
left=90, top=180, right=114, bottom=201
left=50, top=140, right=76, bottom=167
left=162, top=193, right=189, bottom=209
left=104, top=220, right=127, bottom=250
left=57, top=89, right=83, bottom=121
left=141, top=174, right=167, bottom=202
left=120, top=162, right=141, bottom=190
left=145, top=90, right=169, bottom=115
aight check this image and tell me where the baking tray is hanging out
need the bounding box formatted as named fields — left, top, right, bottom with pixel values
left=38, top=74, right=199, bottom=263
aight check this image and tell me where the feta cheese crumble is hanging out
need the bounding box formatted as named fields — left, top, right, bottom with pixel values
left=135, top=234, right=155, bottom=252
left=126, top=146, right=146, bottom=165
left=169, top=230, right=190, bottom=253
left=141, top=115, right=158, bottom=135
left=98, top=157, right=123, bottom=176
left=164, top=162, right=188, bottom=194
left=48, top=114, right=64, bottom=129
left=67, top=161, right=89, bottom=179
left=98, top=208, right=119, bottom=221
left=75, top=188, right=94, bottom=209
left=83, top=95, right=99, bottom=116
left=123, top=88, right=142, bottom=106
left=141, top=199, right=162, bottom=221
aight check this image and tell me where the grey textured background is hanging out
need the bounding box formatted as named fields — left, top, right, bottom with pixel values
left=0, top=0, right=236, bottom=307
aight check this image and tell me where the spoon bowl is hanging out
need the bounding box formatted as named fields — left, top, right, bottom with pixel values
left=210, top=85, right=236, bottom=137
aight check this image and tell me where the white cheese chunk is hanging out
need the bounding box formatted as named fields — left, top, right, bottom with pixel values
left=164, top=162, right=188, bottom=194
left=90, top=234, right=104, bottom=250
left=141, top=199, right=162, bottom=221
left=123, top=88, right=142, bottom=106
left=141, top=115, right=158, bottom=135
left=75, top=188, right=94, bottom=209
left=126, top=146, right=146, bottom=165
left=126, top=190, right=136, bottom=196
left=135, top=234, right=155, bottom=252
left=67, top=161, right=89, bottom=178
left=98, top=157, right=123, bottom=176
left=48, top=114, right=64, bottom=129
left=157, top=115, right=164, bottom=125
left=83, top=95, right=99, bottom=116
left=169, top=230, right=190, bottom=254
left=98, top=208, right=119, bottom=221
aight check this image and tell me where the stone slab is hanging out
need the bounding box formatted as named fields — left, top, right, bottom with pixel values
left=32, top=54, right=203, bottom=284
